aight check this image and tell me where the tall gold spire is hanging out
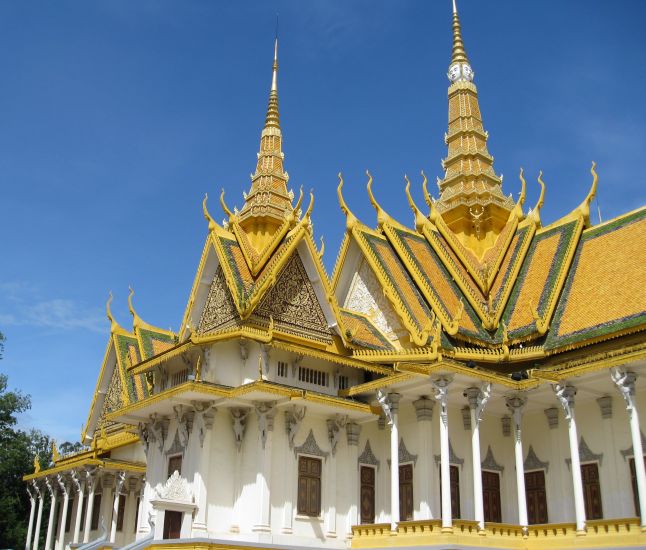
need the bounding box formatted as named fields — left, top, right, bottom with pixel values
left=436, top=0, right=515, bottom=257
left=450, top=0, right=469, bottom=65
left=238, top=36, right=293, bottom=241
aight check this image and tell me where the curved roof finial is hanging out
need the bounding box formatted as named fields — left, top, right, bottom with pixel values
left=421, top=170, right=440, bottom=223
left=366, top=169, right=389, bottom=227
left=337, top=172, right=358, bottom=230
left=405, top=174, right=430, bottom=232
left=512, top=168, right=527, bottom=219
left=106, top=291, right=118, bottom=332
left=220, top=188, right=234, bottom=220
left=529, top=170, right=547, bottom=226
left=578, top=161, right=598, bottom=226
left=202, top=193, right=220, bottom=232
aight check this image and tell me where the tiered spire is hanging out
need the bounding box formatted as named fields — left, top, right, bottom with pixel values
left=238, top=37, right=293, bottom=236
left=435, top=0, right=515, bottom=256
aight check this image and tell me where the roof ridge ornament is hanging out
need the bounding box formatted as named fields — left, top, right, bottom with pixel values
left=106, top=291, right=119, bottom=333
left=202, top=193, right=220, bottom=233
left=404, top=174, right=431, bottom=233
left=337, top=173, right=358, bottom=230
left=578, top=161, right=598, bottom=227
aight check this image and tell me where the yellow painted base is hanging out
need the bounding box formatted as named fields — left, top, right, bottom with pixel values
left=350, top=518, right=645, bottom=549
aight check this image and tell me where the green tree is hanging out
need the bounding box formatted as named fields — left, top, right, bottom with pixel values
left=0, top=372, right=33, bottom=548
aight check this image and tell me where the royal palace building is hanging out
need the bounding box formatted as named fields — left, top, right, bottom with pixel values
left=22, top=3, right=646, bottom=550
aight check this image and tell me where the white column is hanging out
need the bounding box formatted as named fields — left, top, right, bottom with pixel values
left=282, top=406, right=305, bottom=534
left=32, top=484, right=45, bottom=550
left=44, top=478, right=57, bottom=550
left=506, top=396, right=528, bottom=528
left=345, top=422, right=361, bottom=535
left=612, top=369, right=646, bottom=529
left=110, top=472, right=126, bottom=543
left=70, top=472, right=84, bottom=544
left=55, top=476, right=70, bottom=550
left=191, top=404, right=215, bottom=536
left=431, top=376, right=453, bottom=532
left=325, top=422, right=338, bottom=537
left=554, top=384, right=586, bottom=534
left=412, top=396, right=434, bottom=520
left=122, top=478, right=139, bottom=541
left=26, top=488, right=37, bottom=550
left=465, top=384, right=491, bottom=530
left=82, top=473, right=97, bottom=543
left=253, top=403, right=275, bottom=533
left=377, top=391, right=401, bottom=533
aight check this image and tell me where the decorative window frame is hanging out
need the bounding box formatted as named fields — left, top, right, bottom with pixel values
left=294, top=429, right=328, bottom=521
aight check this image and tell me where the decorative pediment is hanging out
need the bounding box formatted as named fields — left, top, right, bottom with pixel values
left=620, top=431, right=646, bottom=461
left=358, top=440, right=380, bottom=469
left=481, top=445, right=504, bottom=473
left=524, top=445, right=549, bottom=472
left=566, top=437, right=603, bottom=469
left=434, top=439, right=464, bottom=468
left=253, top=253, right=332, bottom=342
left=294, top=429, right=328, bottom=459
left=198, top=266, right=239, bottom=335
left=96, top=361, right=122, bottom=433
left=387, top=438, right=418, bottom=468
left=154, top=471, right=192, bottom=503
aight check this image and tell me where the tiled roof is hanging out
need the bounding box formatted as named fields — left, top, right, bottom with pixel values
left=113, top=332, right=150, bottom=403
left=355, top=227, right=435, bottom=341
left=499, top=218, right=582, bottom=343
left=339, top=309, right=395, bottom=351
left=545, top=208, right=646, bottom=351
left=385, top=224, right=493, bottom=344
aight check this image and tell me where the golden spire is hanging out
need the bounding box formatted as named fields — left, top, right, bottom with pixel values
left=436, top=0, right=515, bottom=257
left=450, top=0, right=469, bottom=66
left=238, top=35, right=292, bottom=233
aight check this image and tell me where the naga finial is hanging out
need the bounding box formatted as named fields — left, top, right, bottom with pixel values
left=219, top=188, right=234, bottom=220
left=404, top=174, right=429, bottom=232
left=106, top=291, right=119, bottom=332
left=579, top=161, right=598, bottom=227
left=337, top=172, right=357, bottom=230
left=366, top=169, right=388, bottom=227
left=293, top=185, right=304, bottom=217
left=202, top=193, right=219, bottom=232
left=529, top=171, right=546, bottom=226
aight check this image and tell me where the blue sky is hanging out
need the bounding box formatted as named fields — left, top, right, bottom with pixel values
left=1, top=0, right=644, bottom=443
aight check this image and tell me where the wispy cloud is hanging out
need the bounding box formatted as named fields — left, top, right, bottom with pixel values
left=0, top=281, right=104, bottom=333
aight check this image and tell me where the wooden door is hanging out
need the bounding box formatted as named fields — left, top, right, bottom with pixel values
left=581, top=463, right=603, bottom=519
left=360, top=466, right=375, bottom=524
left=525, top=470, right=548, bottom=524
left=399, top=464, right=414, bottom=521
left=439, top=465, right=461, bottom=518
left=163, top=510, right=182, bottom=539
left=629, top=456, right=646, bottom=516
left=297, top=456, right=322, bottom=517
left=482, top=471, right=502, bottom=523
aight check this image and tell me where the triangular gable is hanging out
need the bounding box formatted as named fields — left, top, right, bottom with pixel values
left=82, top=338, right=116, bottom=444
left=545, top=207, right=646, bottom=352
left=113, top=331, right=150, bottom=403
left=197, top=265, right=240, bottom=335
left=251, top=251, right=332, bottom=343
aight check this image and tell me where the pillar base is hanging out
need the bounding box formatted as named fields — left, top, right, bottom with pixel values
left=281, top=527, right=293, bottom=535
left=441, top=526, right=453, bottom=534
left=252, top=525, right=271, bottom=533
left=575, top=529, right=587, bottom=537
left=229, top=525, right=240, bottom=534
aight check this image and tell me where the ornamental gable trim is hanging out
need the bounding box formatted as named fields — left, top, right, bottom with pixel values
left=294, top=429, right=329, bottom=459
left=524, top=445, right=549, bottom=472
left=358, top=440, right=380, bottom=469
